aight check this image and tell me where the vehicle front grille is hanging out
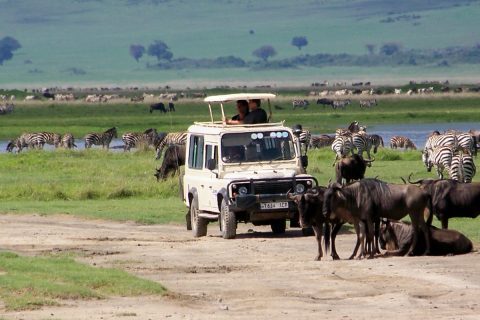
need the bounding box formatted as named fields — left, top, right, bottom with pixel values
left=252, top=181, right=294, bottom=194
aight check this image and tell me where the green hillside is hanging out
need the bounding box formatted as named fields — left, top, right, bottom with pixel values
left=1, top=0, right=480, bottom=86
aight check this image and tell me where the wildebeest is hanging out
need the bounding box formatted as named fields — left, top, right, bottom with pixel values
left=379, top=219, right=472, bottom=256
left=150, top=102, right=167, bottom=113
left=408, top=175, right=480, bottom=229
left=316, top=98, right=334, bottom=108
left=323, top=179, right=431, bottom=258
left=335, top=154, right=374, bottom=184
left=154, top=144, right=186, bottom=180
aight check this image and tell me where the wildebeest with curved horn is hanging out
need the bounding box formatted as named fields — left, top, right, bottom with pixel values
left=323, top=179, right=432, bottom=259
left=335, top=154, right=374, bottom=185
left=379, top=219, right=472, bottom=256
left=154, top=144, right=186, bottom=180
left=408, top=174, right=480, bottom=229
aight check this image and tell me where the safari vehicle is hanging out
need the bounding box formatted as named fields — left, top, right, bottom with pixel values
left=183, top=93, right=317, bottom=238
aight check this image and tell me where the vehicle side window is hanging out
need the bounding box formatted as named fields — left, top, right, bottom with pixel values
left=188, top=135, right=204, bottom=169
left=205, top=144, right=218, bottom=169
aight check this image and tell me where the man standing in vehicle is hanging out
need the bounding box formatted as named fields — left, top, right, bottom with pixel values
left=243, top=99, right=268, bottom=124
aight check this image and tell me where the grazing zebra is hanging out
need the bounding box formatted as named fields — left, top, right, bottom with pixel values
left=331, top=135, right=354, bottom=166
left=332, top=100, right=351, bottom=110
left=422, top=146, right=454, bottom=179
left=292, top=99, right=309, bottom=109
left=61, top=133, right=76, bottom=149
left=122, top=128, right=158, bottom=151
left=369, top=134, right=384, bottom=153
left=390, top=136, right=417, bottom=150
left=8, top=133, right=45, bottom=152
left=424, top=131, right=456, bottom=151
left=450, top=153, right=476, bottom=183
left=36, top=132, right=62, bottom=148
left=309, top=135, right=334, bottom=149
left=154, top=132, right=187, bottom=159
left=352, top=131, right=372, bottom=160
left=84, top=127, right=118, bottom=149
left=359, top=99, right=377, bottom=108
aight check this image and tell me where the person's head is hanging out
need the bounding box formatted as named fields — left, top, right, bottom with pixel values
left=236, top=100, right=249, bottom=115
left=248, top=99, right=261, bottom=110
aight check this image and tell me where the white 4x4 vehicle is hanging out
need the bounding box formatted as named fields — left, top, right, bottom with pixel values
left=183, top=93, right=317, bottom=238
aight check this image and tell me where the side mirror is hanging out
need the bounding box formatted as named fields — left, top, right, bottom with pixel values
left=206, top=158, right=217, bottom=171
left=300, top=155, right=308, bottom=168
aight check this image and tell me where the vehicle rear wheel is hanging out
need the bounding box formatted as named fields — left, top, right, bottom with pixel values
left=191, top=198, right=207, bottom=237
left=271, top=219, right=286, bottom=234
left=220, top=199, right=236, bottom=239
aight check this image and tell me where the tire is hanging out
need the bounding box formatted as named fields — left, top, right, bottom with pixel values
left=271, top=219, right=286, bottom=234
left=190, top=198, right=207, bottom=237
left=220, top=199, right=236, bottom=239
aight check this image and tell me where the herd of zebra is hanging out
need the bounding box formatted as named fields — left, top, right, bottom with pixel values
left=292, top=98, right=377, bottom=110
left=6, top=127, right=188, bottom=160
left=300, top=121, right=478, bottom=183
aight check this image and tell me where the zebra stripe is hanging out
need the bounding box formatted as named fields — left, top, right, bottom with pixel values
left=352, top=131, right=372, bottom=159
left=122, top=128, right=157, bottom=151
left=422, top=146, right=453, bottom=179
left=84, top=127, right=117, bottom=149
left=292, top=100, right=309, bottom=109
left=359, top=99, right=377, bottom=108
left=332, top=99, right=351, bottom=109
left=309, top=135, right=334, bottom=149
left=61, top=133, right=76, bottom=149
left=37, top=132, right=61, bottom=147
left=451, top=153, right=476, bottom=183
left=424, top=132, right=456, bottom=151
left=331, top=135, right=354, bottom=165
left=369, top=134, right=384, bottom=153
left=155, top=132, right=187, bottom=159
left=456, top=132, right=477, bottom=156
left=390, top=136, right=417, bottom=150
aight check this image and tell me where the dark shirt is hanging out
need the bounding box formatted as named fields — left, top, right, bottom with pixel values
left=231, top=111, right=249, bottom=121
left=243, top=108, right=267, bottom=124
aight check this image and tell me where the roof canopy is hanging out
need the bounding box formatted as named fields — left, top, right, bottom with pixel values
left=204, top=93, right=276, bottom=103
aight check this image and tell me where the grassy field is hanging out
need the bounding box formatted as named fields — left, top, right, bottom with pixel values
left=1, top=96, right=480, bottom=140
left=0, top=251, right=166, bottom=311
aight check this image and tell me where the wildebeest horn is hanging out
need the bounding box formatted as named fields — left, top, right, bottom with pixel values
left=400, top=177, right=407, bottom=184
left=364, top=157, right=375, bottom=163
left=407, top=172, right=423, bottom=184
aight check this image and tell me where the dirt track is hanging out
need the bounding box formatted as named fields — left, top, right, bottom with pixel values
left=1, top=214, right=480, bottom=320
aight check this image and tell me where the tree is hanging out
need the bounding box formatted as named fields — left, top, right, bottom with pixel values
left=252, top=45, right=277, bottom=62
left=365, top=43, right=376, bottom=55
left=147, top=40, right=173, bottom=61
left=0, top=36, right=21, bottom=65
left=380, top=42, right=402, bottom=56
left=291, top=36, right=308, bottom=50
left=129, top=44, right=145, bottom=62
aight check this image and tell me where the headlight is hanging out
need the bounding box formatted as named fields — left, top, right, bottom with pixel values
left=238, top=186, right=248, bottom=195
left=295, top=183, right=306, bottom=194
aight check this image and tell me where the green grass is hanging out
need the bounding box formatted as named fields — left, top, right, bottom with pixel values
left=0, top=251, right=166, bottom=311
left=2, top=96, right=480, bottom=139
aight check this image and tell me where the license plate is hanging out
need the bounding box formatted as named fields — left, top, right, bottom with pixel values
left=260, top=201, right=289, bottom=210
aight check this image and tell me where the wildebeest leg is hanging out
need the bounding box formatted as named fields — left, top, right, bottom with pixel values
left=366, top=217, right=376, bottom=259
left=330, top=222, right=344, bottom=260
left=357, top=221, right=367, bottom=259
left=441, top=217, right=449, bottom=229
left=349, top=221, right=362, bottom=260
left=374, top=219, right=381, bottom=254
left=312, top=225, right=323, bottom=261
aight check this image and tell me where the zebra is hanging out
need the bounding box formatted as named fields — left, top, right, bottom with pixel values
left=455, top=132, right=477, bottom=156
left=154, top=132, right=187, bottom=159
left=422, top=146, right=454, bottom=179
left=331, top=135, right=354, bottom=166
left=122, top=128, right=158, bottom=151
left=352, top=131, right=372, bottom=160
left=332, top=99, right=351, bottom=110
left=424, top=131, right=456, bottom=151
left=61, top=133, right=77, bottom=149
left=359, top=99, right=377, bottom=108
left=309, top=135, right=334, bottom=149
left=450, top=152, right=476, bottom=183
left=369, top=134, right=384, bottom=153
left=8, top=133, right=45, bottom=152
left=36, top=132, right=62, bottom=148
left=292, top=99, right=309, bottom=109
left=84, top=127, right=118, bottom=149
left=390, top=136, right=417, bottom=150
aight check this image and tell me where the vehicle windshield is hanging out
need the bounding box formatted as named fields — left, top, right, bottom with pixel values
left=221, top=131, right=296, bottom=163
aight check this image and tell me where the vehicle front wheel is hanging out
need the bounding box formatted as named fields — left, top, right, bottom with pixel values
left=271, top=219, right=286, bottom=234
left=220, top=199, right=236, bottom=239
left=191, top=198, right=207, bottom=237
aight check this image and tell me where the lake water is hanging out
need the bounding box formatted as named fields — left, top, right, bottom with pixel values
left=1, top=122, right=480, bottom=153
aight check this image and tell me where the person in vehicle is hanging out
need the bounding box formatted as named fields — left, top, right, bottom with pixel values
left=243, top=99, right=268, bottom=124
left=226, top=100, right=249, bottom=124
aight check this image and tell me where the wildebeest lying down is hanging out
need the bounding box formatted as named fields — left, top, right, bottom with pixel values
left=408, top=175, right=480, bottom=229
left=289, top=187, right=378, bottom=261
left=379, top=219, right=473, bottom=256
left=154, top=144, right=186, bottom=180
left=323, top=179, right=432, bottom=259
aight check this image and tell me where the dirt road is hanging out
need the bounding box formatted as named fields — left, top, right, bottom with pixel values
left=1, top=214, right=479, bottom=320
